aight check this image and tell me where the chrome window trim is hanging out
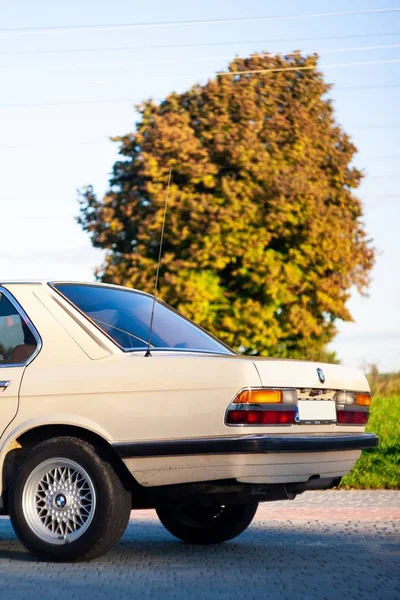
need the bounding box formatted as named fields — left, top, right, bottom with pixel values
left=333, top=390, right=372, bottom=396
left=127, top=348, right=233, bottom=356
left=0, top=286, right=42, bottom=368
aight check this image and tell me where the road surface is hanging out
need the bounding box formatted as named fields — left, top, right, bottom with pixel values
left=0, top=490, right=398, bottom=599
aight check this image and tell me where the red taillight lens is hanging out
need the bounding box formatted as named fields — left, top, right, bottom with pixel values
left=227, top=410, right=247, bottom=424
left=337, top=410, right=369, bottom=425
left=226, top=409, right=296, bottom=425
left=278, top=410, right=296, bottom=424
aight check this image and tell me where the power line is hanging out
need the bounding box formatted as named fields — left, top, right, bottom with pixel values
left=352, top=124, right=400, bottom=129
left=364, top=154, right=400, bottom=161
left=317, top=43, right=400, bottom=55
left=1, top=8, right=400, bottom=36
left=335, top=83, right=400, bottom=91
left=0, top=98, right=148, bottom=108
left=217, top=57, right=400, bottom=77
left=2, top=31, right=400, bottom=56
left=368, top=173, right=400, bottom=177
left=2, top=215, right=75, bottom=220
left=0, top=141, right=109, bottom=149
left=361, top=194, right=400, bottom=199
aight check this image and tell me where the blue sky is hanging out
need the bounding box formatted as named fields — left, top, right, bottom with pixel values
left=0, top=0, right=399, bottom=372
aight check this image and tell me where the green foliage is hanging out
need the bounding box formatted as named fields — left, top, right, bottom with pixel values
left=78, top=52, right=374, bottom=358
left=341, top=396, right=400, bottom=489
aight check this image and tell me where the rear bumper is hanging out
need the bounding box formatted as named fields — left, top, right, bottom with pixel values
left=113, top=432, right=378, bottom=458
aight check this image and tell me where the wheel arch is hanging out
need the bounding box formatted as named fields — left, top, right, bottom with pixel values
left=1, top=423, right=135, bottom=512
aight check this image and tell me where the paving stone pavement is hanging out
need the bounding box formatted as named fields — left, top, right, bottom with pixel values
left=0, top=491, right=398, bottom=599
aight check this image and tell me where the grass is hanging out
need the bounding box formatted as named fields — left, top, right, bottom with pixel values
left=340, top=395, right=400, bottom=489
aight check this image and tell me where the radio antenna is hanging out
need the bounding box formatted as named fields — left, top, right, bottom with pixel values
left=145, top=165, right=172, bottom=357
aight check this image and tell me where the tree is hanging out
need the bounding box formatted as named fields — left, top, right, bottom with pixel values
left=78, top=52, right=374, bottom=360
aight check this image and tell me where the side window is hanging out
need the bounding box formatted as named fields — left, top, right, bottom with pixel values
left=0, top=292, right=37, bottom=365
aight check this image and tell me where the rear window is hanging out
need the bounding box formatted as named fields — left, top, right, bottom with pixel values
left=53, top=284, right=232, bottom=355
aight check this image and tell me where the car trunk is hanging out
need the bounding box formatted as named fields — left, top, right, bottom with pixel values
left=250, top=358, right=370, bottom=428
left=252, top=358, right=369, bottom=392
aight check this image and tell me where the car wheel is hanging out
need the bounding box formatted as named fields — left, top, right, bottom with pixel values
left=9, top=436, right=131, bottom=562
left=156, top=500, right=258, bottom=544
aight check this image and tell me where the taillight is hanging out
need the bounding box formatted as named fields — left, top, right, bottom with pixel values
left=226, top=387, right=297, bottom=426
left=226, top=409, right=297, bottom=425
left=335, top=390, right=372, bottom=426
left=337, top=410, right=369, bottom=425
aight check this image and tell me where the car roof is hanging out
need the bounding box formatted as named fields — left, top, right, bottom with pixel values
left=0, top=280, right=152, bottom=296
left=1, top=280, right=111, bottom=286
left=0, top=280, right=46, bottom=285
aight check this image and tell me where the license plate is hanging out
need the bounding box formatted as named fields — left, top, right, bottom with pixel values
left=295, top=400, right=336, bottom=424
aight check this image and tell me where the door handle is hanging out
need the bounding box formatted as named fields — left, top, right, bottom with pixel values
left=0, top=381, right=11, bottom=391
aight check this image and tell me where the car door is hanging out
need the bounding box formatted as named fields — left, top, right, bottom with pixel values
left=0, top=288, right=40, bottom=435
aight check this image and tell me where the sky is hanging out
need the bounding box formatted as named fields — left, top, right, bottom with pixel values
left=0, top=0, right=399, bottom=372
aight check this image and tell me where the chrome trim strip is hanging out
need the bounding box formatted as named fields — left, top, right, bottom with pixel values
left=333, top=390, right=372, bottom=397
left=128, top=348, right=232, bottom=356
left=336, top=405, right=369, bottom=412
left=0, top=286, right=42, bottom=368
left=232, top=403, right=293, bottom=412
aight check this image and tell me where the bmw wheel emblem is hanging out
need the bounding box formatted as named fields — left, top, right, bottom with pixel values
left=55, top=494, right=67, bottom=508
left=317, top=368, right=325, bottom=384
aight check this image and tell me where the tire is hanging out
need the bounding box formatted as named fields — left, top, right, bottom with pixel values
left=156, top=500, right=258, bottom=544
left=9, top=436, right=131, bottom=562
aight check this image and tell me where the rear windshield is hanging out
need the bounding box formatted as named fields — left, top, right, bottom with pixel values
left=53, top=284, right=232, bottom=355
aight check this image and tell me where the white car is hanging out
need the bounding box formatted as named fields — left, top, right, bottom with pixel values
left=0, top=281, right=377, bottom=561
